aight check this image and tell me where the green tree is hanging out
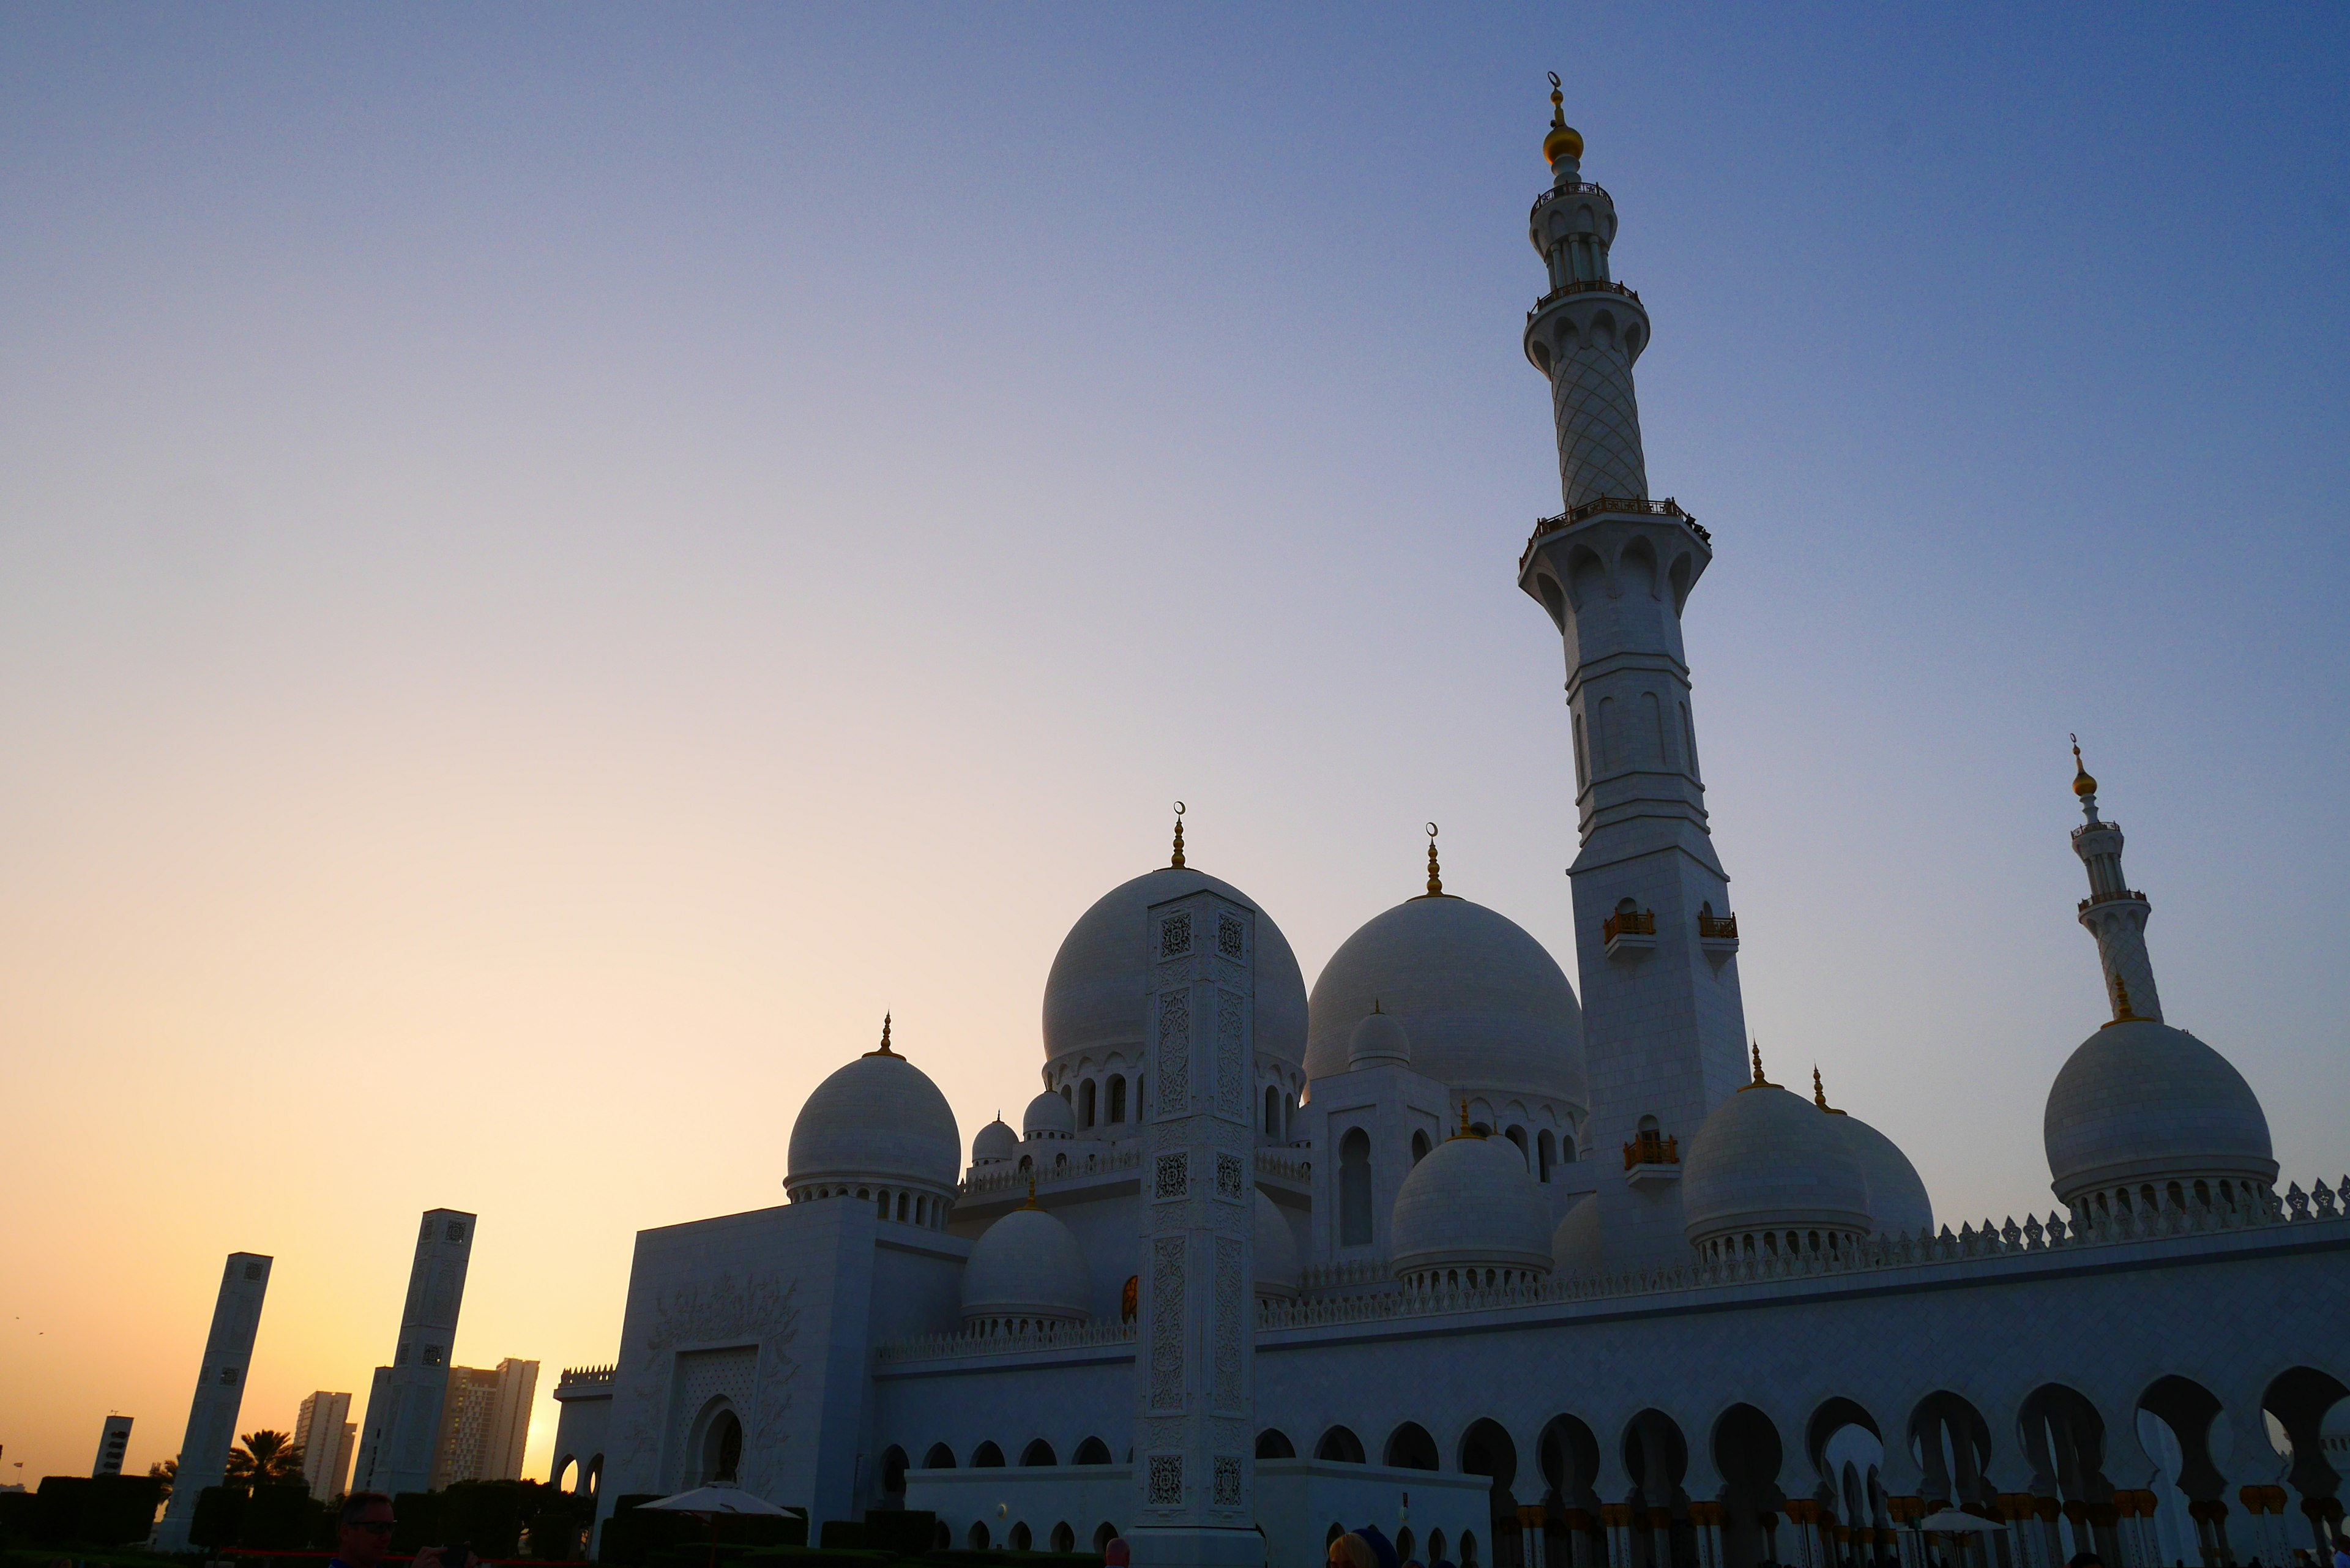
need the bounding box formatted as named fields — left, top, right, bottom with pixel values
left=148, top=1457, right=176, bottom=1506
left=223, top=1430, right=305, bottom=1490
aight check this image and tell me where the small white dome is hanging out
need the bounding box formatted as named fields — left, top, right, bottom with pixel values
left=1551, top=1195, right=1604, bottom=1279
left=1348, top=1008, right=1412, bottom=1070
left=1023, top=1090, right=1076, bottom=1139
left=1682, top=1082, right=1871, bottom=1253
left=972, top=1118, right=1019, bottom=1166
left=786, top=1045, right=960, bottom=1194
left=1255, top=1190, right=1301, bottom=1299
left=2043, top=1018, right=2275, bottom=1208
left=1306, top=895, right=1586, bottom=1112
left=960, top=1204, right=1091, bottom=1325
left=1837, top=1112, right=1933, bottom=1239
left=1390, top=1129, right=1554, bottom=1283
left=1043, top=865, right=1309, bottom=1070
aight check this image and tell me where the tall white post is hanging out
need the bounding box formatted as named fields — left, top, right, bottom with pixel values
left=352, top=1208, right=476, bottom=1498
left=152, top=1253, right=272, bottom=1550
left=1129, top=889, right=1262, bottom=1568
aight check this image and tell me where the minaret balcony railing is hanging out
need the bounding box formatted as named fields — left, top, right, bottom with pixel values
left=1529, top=181, right=1611, bottom=220
left=1602, top=909, right=1657, bottom=943
left=1522, top=498, right=1711, bottom=572
left=1696, top=911, right=1739, bottom=941
left=2078, top=889, right=2147, bottom=911
left=1526, top=278, right=1643, bottom=321
left=1623, top=1131, right=1679, bottom=1170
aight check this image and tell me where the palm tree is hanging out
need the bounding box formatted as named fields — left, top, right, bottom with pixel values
left=149, top=1457, right=176, bottom=1504
left=223, top=1431, right=305, bottom=1490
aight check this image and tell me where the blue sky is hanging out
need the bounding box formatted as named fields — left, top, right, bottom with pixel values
left=2, top=4, right=2345, bottom=1481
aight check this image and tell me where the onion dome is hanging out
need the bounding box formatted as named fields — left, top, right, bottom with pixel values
left=1023, top=1090, right=1075, bottom=1140
left=2043, top=1017, right=2276, bottom=1215
left=960, top=1199, right=1091, bottom=1331
left=1390, top=1111, right=1554, bottom=1287
left=1681, top=1048, right=1871, bottom=1262
left=785, top=1017, right=961, bottom=1199
left=972, top=1117, right=1018, bottom=1167
left=1255, top=1189, right=1301, bottom=1301
left=1551, top=1196, right=1604, bottom=1280
left=1812, top=1069, right=1933, bottom=1239
left=1043, top=865, right=1308, bottom=1072
left=1305, top=894, right=1586, bottom=1114
left=1347, top=1004, right=1412, bottom=1070
left=1543, top=77, right=1584, bottom=170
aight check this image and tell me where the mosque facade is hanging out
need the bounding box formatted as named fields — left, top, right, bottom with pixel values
left=550, top=94, right=2350, bottom=1568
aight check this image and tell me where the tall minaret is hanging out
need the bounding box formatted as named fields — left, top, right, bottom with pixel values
left=1516, top=86, right=1750, bottom=1272
left=2068, top=738, right=2163, bottom=1021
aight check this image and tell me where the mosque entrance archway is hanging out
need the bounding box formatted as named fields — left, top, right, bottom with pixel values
left=2263, top=1366, right=2350, bottom=1553
left=1712, top=1403, right=1788, bottom=1568
left=2018, top=1383, right=2116, bottom=1565
left=2137, top=1375, right=2229, bottom=1568
left=1807, top=1399, right=1890, bottom=1568
left=1539, top=1413, right=1605, bottom=1568
left=1461, top=1417, right=1526, bottom=1568
left=1622, top=1409, right=1692, bottom=1568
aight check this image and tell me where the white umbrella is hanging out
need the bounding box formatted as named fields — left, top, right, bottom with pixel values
left=1916, top=1512, right=2004, bottom=1534
left=640, top=1486, right=797, bottom=1518
left=638, top=1485, right=804, bottom=1568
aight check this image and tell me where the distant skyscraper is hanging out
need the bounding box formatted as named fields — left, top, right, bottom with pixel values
left=351, top=1209, right=474, bottom=1498
left=430, top=1359, right=538, bottom=1487
left=91, top=1416, right=133, bottom=1478
left=152, top=1253, right=271, bottom=1550
left=293, top=1392, right=355, bottom=1501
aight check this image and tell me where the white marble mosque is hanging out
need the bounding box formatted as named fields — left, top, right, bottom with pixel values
left=547, top=88, right=2350, bottom=1568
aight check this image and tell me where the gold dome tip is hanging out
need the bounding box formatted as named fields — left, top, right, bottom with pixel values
left=2070, top=734, right=2097, bottom=798
left=865, top=1012, right=897, bottom=1056
left=1170, top=800, right=1186, bottom=868
left=1543, top=72, right=1583, bottom=165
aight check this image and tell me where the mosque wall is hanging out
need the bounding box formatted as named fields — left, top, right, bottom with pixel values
left=594, top=1200, right=882, bottom=1540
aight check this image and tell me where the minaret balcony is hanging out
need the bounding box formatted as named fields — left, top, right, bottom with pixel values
left=2078, top=889, right=2147, bottom=913
left=1623, top=1130, right=1680, bottom=1189
left=1696, top=910, right=1740, bottom=954
left=1526, top=277, right=1643, bottom=322
left=1519, top=496, right=1710, bottom=577
left=1603, top=908, right=1657, bottom=957
left=1529, top=181, right=1611, bottom=222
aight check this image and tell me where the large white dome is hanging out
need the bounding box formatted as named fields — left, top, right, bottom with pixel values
left=1390, top=1129, right=1554, bottom=1284
left=2043, top=1018, right=2275, bottom=1209
left=1305, top=895, right=1586, bottom=1111
left=1042, top=865, right=1308, bottom=1069
left=785, top=1042, right=961, bottom=1195
left=1682, top=1081, right=1871, bottom=1256
left=1255, top=1190, right=1301, bottom=1300
left=1023, top=1090, right=1075, bottom=1138
left=972, top=1116, right=1018, bottom=1167
left=960, top=1205, right=1092, bottom=1326
left=1838, top=1111, right=1933, bottom=1239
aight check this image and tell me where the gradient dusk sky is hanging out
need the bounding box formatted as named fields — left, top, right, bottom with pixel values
left=3, top=5, right=2346, bottom=1488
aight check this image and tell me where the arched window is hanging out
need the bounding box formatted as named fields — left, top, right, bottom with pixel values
left=554, top=1456, right=577, bottom=1493
left=1338, top=1127, right=1374, bottom=1247
left=896, top=1192, right=909, bottom=1221
left=1315, top=1426, right=1366, bottom=1463
left=1505, top=1126, right=1528, bottom=1166
left=1108, top=1075, right=1128, bottom=1124
left=1264, top=1085, right=1281, bottom=1136
left=1095, top=1524, right=1121, bottom=1554
left=1050, top=1523, right=1075, bottom=1553
left=1410, top=1130, right=1431, bottom=1165
left=1073, top=1437, right=1113, bottom=1465
left=1009, top=1524, right=1032, bottom=1551
left=879, top=1446, right=908, bottom=1498
left=1537, top=1129, right=1556, bottom=1181
left=1021, top=1439, right=1056, bottom=1466
left=701, top=1409, right=742, bottom=1484
left=586, top=1455, right=600, bottom=1498
left=877, top=1190, right=890, bottom=1220
left=922, top=1443, right=955, bottom=1469
left=1080, top=1080, right=1097, bottom=1128
left=968, top=1523, right=990, bottom=1549
left=971, top=1441, right=1004, bottom=1468
left=1256, top=1429, right=1296, bottom=1459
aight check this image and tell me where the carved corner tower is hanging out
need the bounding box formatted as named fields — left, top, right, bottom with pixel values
left=1515, top=85, right=1750, bottom=1272
left=1130, top=889, right=1262, bottom=1568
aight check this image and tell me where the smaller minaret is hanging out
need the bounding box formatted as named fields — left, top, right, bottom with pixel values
left=2068, top=737, right=2163, bottom=1023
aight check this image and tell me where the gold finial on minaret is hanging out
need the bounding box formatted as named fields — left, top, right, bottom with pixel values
left=1543, top=72, right=1584, bottom=168
left=1813, top=1065, right=1827, bottom=1108
left=1423, top=823, right=1444, bottom=897
left=2070, top=733, right=2097, bottom=801
left=1457, top=1097, right=1478, bottom=1138
left=865, top=1012, right=897, bottom=1057
left=1171, top=801, right=1186, bottom=868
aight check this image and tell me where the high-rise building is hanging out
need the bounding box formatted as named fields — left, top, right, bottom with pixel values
left=91, top=1416, right=133, bottom=1478
left=351, top=1209, right=475, bottom=1498
left=152, top=1253, right=272, bottom=1550
left=294, top=1392, right=356, bottom=1501
left=430, top=1359, right=539, bottom=1487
